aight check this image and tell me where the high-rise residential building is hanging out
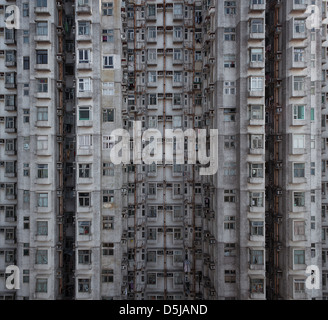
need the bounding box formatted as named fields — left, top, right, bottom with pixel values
left=0, top=0, right=326, bottom=300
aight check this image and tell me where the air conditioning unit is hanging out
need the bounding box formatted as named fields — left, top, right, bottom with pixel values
left=0, top=117, right=4, bottom=122
left=0, top=162, right=4, bottom=167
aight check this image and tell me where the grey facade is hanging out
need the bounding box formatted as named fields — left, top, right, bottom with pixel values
left=0, top=0, right=326, bottom=300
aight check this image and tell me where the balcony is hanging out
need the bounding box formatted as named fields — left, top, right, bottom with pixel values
left=249, top=31, right=265, bottom=40
left=77, top=120, right=93, bottom=127
left=34, top=6, right=51, bottom=15
left=76, top=5, right=92, bottom=15
left=249, top=61, right=264, bottom=69
left=77, top=90, right=92, bottom=99
left=35, top=121, right=51, bottom=128
left=4, top=37, right=15, bottom=45
left=77, top=177, right=93, bottom=185
left=248, top=89, right=264, bottom=98
left=249, top=148, right=264, bottom=155
left=249, top=118, right=265, bottom=126
left=248, top=177, right=264, bottom=184
left=77, top=147, right=93, bottom=156
left=249, top=2, right=266, bottom=12
left=248, top=206, right=264, bottom=213
left=5, top=60, right=16, bottom=67
left=5, top=150, right=16, bottom=156
left=76, top=34, right=92, bottom=43
left=290, top=1, right=307, bottom=12
left=35, top=178, right=51, bottom=185
left=249, top=263, right=265, bottom=271
left=35, top=63, right=51, bottom=71
left=34, top=35, right=51, bottom=43
left=77, top=62, right=92, bottom=70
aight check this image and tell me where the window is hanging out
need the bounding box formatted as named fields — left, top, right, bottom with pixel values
left=249, top=105, right=263, bottom=120
left=294, top=19, right=305, bottom=34
left=250, top=221, right=264, bottom=236
left=78, top=279, right=90, bottom=292
left=249, top=77, right=263, bottom=91
left=79, top=106, right=90, bottom=121
left=102, top=2, right=113, bottom=16
left=103, top=82, right=114, bottom=95
left=23, top=191, right=30, bottom=204
left=249, top=163, right=264, bottom=178
left=250, top=135, right=263, bottom=149
left=250, top=250, right=264, bottom=265
left=148, top=183, right=157, bottom=196
left=311, top=162, right=315, bottom=175
left=36, top=50, right=48, bottom=64
left=224, top=81, right=236, bottom=95
left=224, top=270, right=236, bottom=283
left=293, top=105, right=305, bottom=120
left=148, top=206, right=157, bottom=218
left=37, top=107, right=48, bottom=121
left=173, top=3, right=183, bottom=16
left=224, top=28, right=236, bottom=41
left=102, top=243, right=114, bottom=255
left=103, top=216, right=114, bottom=230
left=147, top=228, right=157, bottom=240
left=23, top=270, right=29, bottom=283
left=103, top=55, right=114, bottom=69
left=23, top=30, right=29, bottom=43
left=35, top=250, right=48, bottom=264
left=5, top=50, right=15, bottom=63
left=78, top=250, right=91, bottom=264
left=224, top=108, right=236, bottom=121
left=37, top=78, right=48, bottom=93
left=224, top=1, right=236, bottom=14
left=79, top=192, right=90, bottom=207
left=148, top=4, right=156, bottom=17
left=224, top=243, right=236, bottom=257
left=102, top=29, right=114, bottom=42
left=224, top=162, right=236, bottom=176
left=78, top=21, right=90, bottom=35
left=37, top=136, right=48, bottom=150
left=103, top=190, right=114, bottom=204
left=147, top=251, right=157, bottom=262
left=102, top=270, right=114, bottom=283
left=173, top=71, right=182, bottom=83
left=37, top=164, right=48, bottom=179
left=37, top=0, right=47, bottom=7
left=173, top=94, right=181, bottom=106
left=102, top=135, right=114, bottom=149
left=294, top=163, right=305, bottom=178
left=294, top=48, right=305, bottom=62
left=148, top=27, right=157, bottom=40
left=293, top=134, right=305, bottom=149
left=23, top=3, right=29, bottom=16
left=148, top=71, right=157, bottom=83
left=147, top=273, right=156, bottom=285
left=224, top=54, right=236, bottom=68
left=36, top=279, right=47, bottom=293
left=250, top=279, right=264, bottom=293
left=79, top=164, right=91, bottom=178
left=294, top=221, right=305, bottom=236
left=250, top=48, right=263, bottom=62
left=224, top=190, right=236, bottom=203
left=78, top=78, right=91, bottom=92
left=224, top=216, right=236, bottom=230
left=37, top=193, right=48, bottom=207
left=148, top=49, right=157, bottom=62
left=294, top=250, right=305, bottom=265
left=174, top=27, right=183, bottom=40
left=78, top=0, right=89, bottom=6
left=36, top=22, right=48, bottom=36
left=224, top=135, right=236, bottom=149
left=294, top=279, right=305, bottom=294
left=78, top=49, right=90, bottom=63
left=5, top=117, right=15, bottom=130
left=36, top=221, right=48, bottom=236
left=251, top=19, right=264, bottom=33
left=103, top=163, right=114, bottom=176
left=294, top=192, right=305, bottom=207
left=250, top=192, right=264, bottom=207
left=78, top=221, right=90, bottom=235
left=5, top=73, right=15, bottom=85
left=294, top=76, right=304, bottom=91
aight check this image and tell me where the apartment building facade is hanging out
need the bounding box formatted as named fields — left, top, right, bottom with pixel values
left=0, top=0, right=326, bottom=300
